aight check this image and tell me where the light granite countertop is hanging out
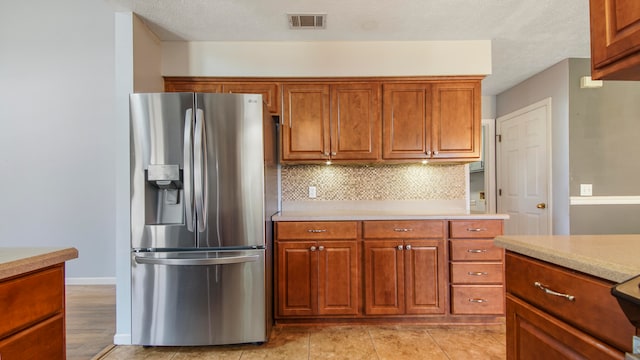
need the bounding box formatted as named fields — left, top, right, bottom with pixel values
left=273, top=200, right=509, bottom=221
left=494, top=235, right=640, bottom=283
left=273, top=210, right=509, bottom=221
left=0, top=247, right=78, bottom=281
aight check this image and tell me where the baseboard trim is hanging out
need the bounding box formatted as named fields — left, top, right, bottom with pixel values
left=570, top=196, right=640, bottom=205
left=113, top=333, right=132, bottom=345
left=66, top=277, right=116, bottom=285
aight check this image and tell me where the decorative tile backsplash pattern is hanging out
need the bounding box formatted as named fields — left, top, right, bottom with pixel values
left=281, top=164, right=467, bottom=201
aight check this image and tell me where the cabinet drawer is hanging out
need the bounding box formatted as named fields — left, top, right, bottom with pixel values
left=276, top=221, right=358, bottom=240
left=449, top=220, right=502, bottom=238
left=0, top=265, right=64, bottom=339
left=506, top=294, right=623, bottom=360
left=0, top=313, right=65, bottom=360
left=450, top=240, right=503, bottom=261
left=506, top=252, right=634, bottom=353
left=450, top=263, right=503, bottom=284
left=362, top=220, right=444, bottom=239
left=451, top=285, right=504, bottom=315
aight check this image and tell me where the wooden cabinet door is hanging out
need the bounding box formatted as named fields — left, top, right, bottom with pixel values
left=364, top=240, right=405, bottom=315
left=382, top=83, right=432, bottom=160
left=431, top=81, right=480, bottom=160
left=276, top=241, right=317, bottom=317
left=282, top=84, right=330, bottom=161
left=222, top=82, right=281, bottom=115
left=404, top=239, right=446, bottom=314
left=590, top=0, right=640, bottom=80
left=330, top=83, right=381, bottom=161
left=506, top=294, right=623, bottom=360
left=317, top=240, right=359, bottom=315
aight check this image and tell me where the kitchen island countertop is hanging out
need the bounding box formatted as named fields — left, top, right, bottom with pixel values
left=0, top=247, right=78, bottom=280
left=494, top=234, right=640, bottom=283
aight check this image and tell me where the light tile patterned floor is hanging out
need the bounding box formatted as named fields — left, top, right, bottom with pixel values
left=99, top=324, right=506, bottom=360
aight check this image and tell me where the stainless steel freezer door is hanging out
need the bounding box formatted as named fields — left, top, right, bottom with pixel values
left=131, top=249, right=268, bottom=346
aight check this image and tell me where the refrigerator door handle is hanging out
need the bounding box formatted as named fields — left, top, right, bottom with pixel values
left=183, top=108, right=195, bottom=232
left=134, top=254, right=259, bottom=266
left=193, top=108, right=208, bottom=233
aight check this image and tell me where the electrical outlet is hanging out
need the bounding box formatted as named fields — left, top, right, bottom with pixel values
left=633, top=335, right=640, bottom=354
left=580, top=184, right=593, bottom=196
left=308, top=186, right=317, bottom=199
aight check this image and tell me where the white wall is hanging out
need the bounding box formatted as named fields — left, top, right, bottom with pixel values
left=162, top=40, right=492, bottom=77
left=0, top=0, right=117, bottom=280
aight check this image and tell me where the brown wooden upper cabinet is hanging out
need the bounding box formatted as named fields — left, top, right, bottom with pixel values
left=383, top=81, right=480, bottom=161
left=164, top=78, right=281, bottom=115
left=590, top=0, right=640, bottom=80
left=281, top=82, right=381, bottom=162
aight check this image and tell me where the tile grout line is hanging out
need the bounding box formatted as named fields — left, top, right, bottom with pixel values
left=425, top=328, right=453, bottom=360
left=367, top=328, right=382, bottom=360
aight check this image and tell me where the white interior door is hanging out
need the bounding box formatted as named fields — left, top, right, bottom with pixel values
left=497, top=98, right=551, bottom=235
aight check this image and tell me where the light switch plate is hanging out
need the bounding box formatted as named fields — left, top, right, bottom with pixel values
left=580, top=184, right=592, bottom=196
left=308, top=186, right=317, bottom=199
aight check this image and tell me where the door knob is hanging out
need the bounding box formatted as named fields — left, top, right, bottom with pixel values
left=536, top=203, right=546, bottom=209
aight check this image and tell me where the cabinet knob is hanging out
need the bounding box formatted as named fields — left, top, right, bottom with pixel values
left=318, top=245, right=325, bottom=251
left=536, top=203, right=546, bottom=209
left=433, top=151, right=439, bottom=155
left=310, top=246, right=317, bottom=251
left=405, top=244, right=412, bottom=251
left=426, top=151, right=432, bottom=156
left=323, top=152, right=330, bottom=156
left=397, top=245, right=404, bottom=251
left=331, top=152, right=336, bottom=156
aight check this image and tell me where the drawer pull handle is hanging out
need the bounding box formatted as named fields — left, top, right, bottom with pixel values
left=468, top=298, right=488, bottom=303
left=534, top=282, right=575, bottom=301
left=318, top=245, right=325, bottom=251
left=397, top=245, right=404, bottom=251
left=310, top=246, right=317, bottom=251
left=394, top=228, right=413, bottom=232
left=467, top=249, right=487, bottom=253
left=307, top=229, right=327, bottom=233
left=468, top=271, right=488, bottom=276
left=467, top=228, right=488, bottom=232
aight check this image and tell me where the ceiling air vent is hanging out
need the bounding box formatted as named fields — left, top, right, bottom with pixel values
left=287, top=14, right=326, bottom=29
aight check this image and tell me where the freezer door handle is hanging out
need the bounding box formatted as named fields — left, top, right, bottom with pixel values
left=183, top=108, right=195, bottom=232
left=134, top=254, right=259, bottom=266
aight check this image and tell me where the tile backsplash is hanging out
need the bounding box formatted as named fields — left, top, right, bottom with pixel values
left=281, top=163, right=467, bottom=201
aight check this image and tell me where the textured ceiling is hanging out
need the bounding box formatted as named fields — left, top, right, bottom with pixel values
left=106, top=0, right=591, bottom=96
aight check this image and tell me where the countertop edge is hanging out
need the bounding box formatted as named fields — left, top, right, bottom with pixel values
left=0, top=248, right=79, bottom=281
left=273, top=213, right=509, bottom=221
left=494, top=236, right=635, bottom=283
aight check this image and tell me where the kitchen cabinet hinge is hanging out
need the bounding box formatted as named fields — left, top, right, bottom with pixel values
left=498, top=188, right=502, bottom=196
left=497, top=134, right=502, bottom=142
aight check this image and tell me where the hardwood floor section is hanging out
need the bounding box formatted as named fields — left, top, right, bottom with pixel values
left=66, top=285, right=116, bottom=360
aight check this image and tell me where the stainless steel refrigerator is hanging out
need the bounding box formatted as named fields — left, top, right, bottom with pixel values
left=129, top=92, right=278, bottom=346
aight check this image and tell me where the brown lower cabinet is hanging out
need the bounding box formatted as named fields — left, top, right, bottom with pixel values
left=275, top=222, right=359, bottom=317
left=505, top=252, right=634, bottom=359
left=363, top=238, right=445, bottom=315
left=0, top=264, right=66, bottom=360
left=275, top=219, right=504, bottom=323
